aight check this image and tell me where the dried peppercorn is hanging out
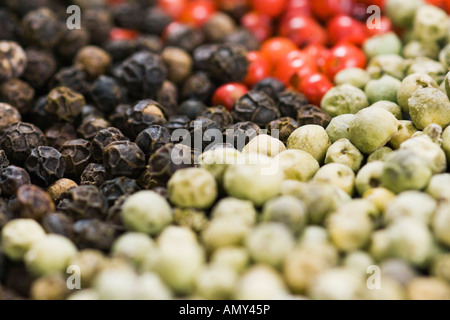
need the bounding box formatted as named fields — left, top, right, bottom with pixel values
left=232, top=90, right=280, bottom=127
left=0, top=41, right=27, bottom=82
left=77, top=116, right=111, bottom=140
left=164, top=22, right=205, bottom=53
left=74, top=46, right=112, bottom=81
left=136, top=35, right=163, bottom=54
left=164, top=115, right=191, bottom=133
left=9, top=184, right=55, bottom=220
left=225, top=28, right=260, bottom=52
left=182, top=72, right=215, bottom=103
left=0, top=122, right=46, bottom=164
left=91, top=76, right=125, bottom=114
left=109, top=104, right=131, bottom=135
left=112, top=2, right=143, bottom=30
left=0, top=79, right=35, bottom=114
left=41, top=213, right=74, bottom=239
left=22, top=49, right=56, bottom=89
left=106, top=195, right=126, bottom=226
left=57, top=28, right=90, bottom=63
left=80, top=163, right=108, bottom=187
left=206, top=44, right=249, bottom=83
left=82, top=9, right=113, bottom=45
left=24, top=146, right=66, bottom=186
left=277, top=90, right=309, bottom=119
left=156, top=81, right=178, bottom=118
left=201, top=106, right=234, bottom=131
left=57, top=185, right=108, bottom=221
left=135, top=126, right=172, bottom=157
left=45, top=87, right=86, bottom=123
left=22, top=8, right=62, bottom=48
left=141, top=7, right=173, bottom=35
left=103, top=141, right=146, bottom=178
left=0, top=10, right=20, bottom=41
left=266, top=117, right=299, bottom=144
left=189, top=117, right=223, bottom=150
left=116, top=51, right=167, bottom=100
left=100, top=177, right=141, bottom=207
left=0, top=166, right=31, bottom=197
left=44, top=123, right=77, bottom=150
left=91, top=127, right=129, bottom=162
left=224, top=121, right=260, bottom=150
left=162, top=47, right=193, bottom=84
left=0, top=150, right=9, bottom=169
left=47, top=178, right=77, bottom=202
left=179, top=100, right=208, bottom=121
left=104, top=39, right=138, bottom=63
left=126, top=100, right=167, bottom=139
left=52, top=66, right=90, bottom=96
left=4, top=264, right=33, bottom=298
left=73, top=219, right=118, bottom=251
left=297, top=104, right=332, bottom=128
left=0, top=103, right=21, bottom=132
left=59, top=139, right=92, bottom=179
left=203, top=12, right=237, bottom=42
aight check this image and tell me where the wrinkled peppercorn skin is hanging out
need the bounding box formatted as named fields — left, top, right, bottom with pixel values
left=80, top=163, right=108, bottom=187
left=103, top=141, right=146, bottom=178
left=91, top=127, right=129, bottom=162
left=73, top=219, right=118, bottom=251
left=267, top=117, right=299, bottom=144
left=45, top=87, right=86, bottom=123
left=59, top=139, right=92, bottom=179
left=277, top=90, right=309, bottom=119
left=0, top=165, right=30, bottom=196
left=297, top=104, right=332, bottom=128
left=44, top=123, right=77, bottom=150
left=126, top=100, right=167, bottom=139
left=57, top=185, right=108, bottom=221
left=24, top=146, right=66, bottom=186
left=135, top=125, right=172, bottom=157
left=207, top=44, right=249, bottom=83
left=41, top=213, right=74, bottom=239
left=232, top=91, right=280, bottom=127
left=9, top=184, right=55, bottom=220
left=0, top=79, right=35, bottom=115
left=100, top=177, right=140, bottom=207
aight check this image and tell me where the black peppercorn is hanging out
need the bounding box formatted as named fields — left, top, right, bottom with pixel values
left=82, top=9, right=113, bottom=45
left=162, top=46, right=193, bottom=84
left=136, top=35, right=163, bottom=54
left=0, top=165, right=30, bottom=196
left=201, top=106, right=234, bottom=131
left=56, top=185, right=107, bottom=220
left=80, top=163, right=108, bottom=187
left=164, top=115, right=191, bottom=134
left=41, top=213, right=74, bottom=239
left=59, top=139, right=92, bottom=178
left=156, top=80, right=178, bottom=118
left=56, top=28, right=90, bottom=63
left=193, top=44, right=219, bottom=71
left=100, top=177, right=140, bottom=207
left=297, top=104, right=332, bottom=128
left=0, top=10, right=20, bottom=41
left=0, top=41, right=27, bottom=82
left=112, top=2, right=143, bottom=31
left=266, top=117, right=299, bottom=144
left=52, top=66, right=90, bottom=96
left=116, top=51, right=167, bottom=100
left=135, top=125, right=172, bottom=157
left=22, top=8, right=62, bottom=48
left=225, top=28, right=260, bottom=51
left=44, top=123, right=77, bottom=150
left=0, top=150, right=9, bottom=169
left=232, top=91, right=280, bottom=127
left=24, top=146, right=66, bottom=186
left=277, top=90, right=309, bottom=119
left=26, top=96, right=57, bottom=130
left=22, top=49, right=56, bottom=89
left=80, top=105, right=105, bottom=119
left=224, top=121, right=260, bottom=150
left=77, top=116, right=111, bottom=140
left=137, top=166, right=159, bottom=189
left=178, top=99, right=208, bottom=120
left=254, top=77, right=286, bottom=103
left=182, top=72, right=215, bottom=103
left=73, top=219, right=118, bottom=251
left=109, top=104, right=131, bottom=135
left=45, top=86, right=85, bottom=123
left=165, top=23, right=205, bottom=53
left=0, top=103, right=21, bottom=132
left=91, top=127, right=129, bottom=161
left=0, top=79, right=35, bottom=114
left=141, top=7, right=172, bottom=35
left=9, top=184, right=55, bottom=220
left=5, top=0, right=50, bottom=17
left=106, top=195, right=126, bottom=226
left=0, top=122, right=46, bottom=164
left=4, top=264, right=32, bottom=299
left=126, top=100, right=167, bottom=139
left=189, top=117, right=222, bottom=151
left=47, top=178, right=78, bottom=203
left=91, top=76, right=125, bottom=114
left=203, top=12, right=237, bottom=43
left=207, top=44, right=248, bottom=83
left=103, top=141, right=146, bottom=178
left=74, top=46, right=112, bottom=81
left=104, top=39, right=138, bottom=63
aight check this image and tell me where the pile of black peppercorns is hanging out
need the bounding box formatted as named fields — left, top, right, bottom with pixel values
left=0, top=0, right=331, bottom=299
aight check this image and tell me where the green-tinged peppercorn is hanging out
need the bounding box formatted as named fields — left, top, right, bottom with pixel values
left=195, top=264, right=238, bottom=300
left=401, top=135, right=447, bottom=174
left=389, top=121, right=418, bottom=149
left=199, top=147, right=242, bottom=186
left=210, top=247, right=250, bottom=274
left=386, top=0, right=424, bottom=28
left=112, top=232, right=156, bottom=269
left=367, top=54, right=405, bottom=80
left=367, top=147, right=394, bottom=163
left=309, top=268, right=366, bottom=300
left=173, top=208, right=208, bottom=233
left=287, top=125, right=331, bottom=163
left=202, top=217, right=251, bottom=252
left=325, top=114, right=354, bottom=144
left=313, top=163, right=355, bottom=195
left=321, top=84, right=369, bottom=117
left=262, top=196, right=307, bottom=234
left=334, top=68, right=370, bottom=90
left=433, top=205, right=450, bottom=248
left=274, top=149, right=319, bottom=182
left=363, top=32, right=402, bottom=59
left=370, top=101, right=402, bottom=120
left=426, top=174, right=450, bottom=202
left=242, top=134, right=286, bottom=157
left=408, top=88, right=450, bottom=130
left=406, top=57, right=447, bottom=84
left=403, top=40, right=439, bottom=60
left=365, top=75, right=401, bottom=104
left=397, top=73, right=439, bottom=113
left=325, top=139, right=363, bottom=172
left=384, top=191, right=436, bottom=225
left=355, top=161, right=385, bottom=196
left=414, top=5, right=449, bottom=42
left=211, top=197, right=257, bottom=226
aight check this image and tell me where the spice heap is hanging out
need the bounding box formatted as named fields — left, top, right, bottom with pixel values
left=1, top=0, right=450, bottom=301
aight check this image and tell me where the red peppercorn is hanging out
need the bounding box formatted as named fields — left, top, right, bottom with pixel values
left=365, top=16, right=392, bottom=37
left=179, top=0, right=217, bottom=27
left=285, top=0, right=312, bottom=17
left=241, top=11, right=273, bottom=42
left=260, top=37, right=297, bottom=69
left=273, top=50, right=317, bottom=85
left=310, top=0, right=354, bottom=21
left=244, top=51, right=270, bottom=87
left=109, top=28, right=140, bottom=41
left=212, top=83, right=248, bottom=111
left=327, top=15, right=368, bottom=46
left=250, top=0, right=288, bottom=17
left=158, top=0, right=187, bottom=19
left=357, top=0, right=386, bottom=9
left=279, top=14, right=327, bottom=47
left=304, top=44, right=329, bottom=70
left=297, top=73, right=333, bottom=106
left=322, top=43, right=366, bottom=80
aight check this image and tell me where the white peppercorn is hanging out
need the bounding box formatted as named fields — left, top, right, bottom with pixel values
left=397, top=73, right=438, bottom=113
left=407, top=277, right=450, bottom=300
left=274, top=149, right=319, bottom=182
left=94, top=267, right=138, bottom=300
left=67, top=289, right=99, bottom=301
left=134, top=272, right=173, bottom=300
left=325, top=139, right=363, bottom=172
left=242, top=134, right=286, bottom=157
left=326, top=114, right=354, bottom=144
left=112, top=233, right=156, bottom=268
left=210, top=246, right=250, bottom=273
left=343, top=251, right=374, bottom=275
left=1, top=219, right=46, bottom=261
left=431, top=254, right=450, bottom=283
left=433, top=205, right=450, bottom=248
left=198, top=147, right=242, bottom=185
left=384, top=191, right=436, bottom=225
left=287, top=125, right=331, bottom=163
left=313, top=163, right=355, bottom=195
left=408, top=88, right=450, bottom=130
left=367, top=147, right=394, bottom=163
left=262, top=196, right=308, bottom=234
left=308, top=268, right=365, bottom=300
left=363, top=187, right=396, bottom=213
left=400, top=135, right=447, bottom=174
left=121, top=191, right=173, bottom=235
left=30, top=273, right=69, bottom=300
left=168, top=168, right=218, bottom=209
left=195, top=264, right=238, bottom=300
left=25, top=235, right=78, bottom=276
left=211, top=197, right=257, bottom=226
left=388, top=121, right=418, bottom=149
left=355, top=161, right=385, bottom=196
left=380, top=258, right=418, bottom=287
left=69, top=249, right=106, bottom=288
left=426, top=174, right=450, bottom=202
left=202, top=217, right=251, bottom=252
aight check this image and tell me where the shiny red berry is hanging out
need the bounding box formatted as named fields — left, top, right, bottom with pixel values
left=260, top=37, right=298, bottom=68
left=279, top=14, right=327, bottom=47
left=322, top=43, right=366, bottom=80
left=327, top=15, right=368, bottom=46
left=251, top=0, right=288, bottom=17
left=244, top=51, right=271, bottom=87
left=241, top=11, right=273, bottom=42
left=158, top=0, right=187, bottom=19
left=297, top=73, right=333, bottom=106
left=310, top=0, right=353, bottom=21
left=212, top=83, right=249, bottom=111
left=109, top=28, right=140, bottom=41
left=179, top=0, right=216, bottom=27
left=273, top=50, right=317, bottom=85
